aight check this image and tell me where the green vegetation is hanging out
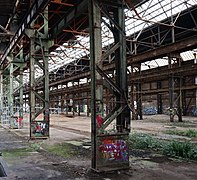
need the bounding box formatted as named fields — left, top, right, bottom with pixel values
left=162, top=141, right=197, bottom=160
left=45, top=143, right=77, bottom=158
left=167, top=122, right=197, bottom=128
left=165, top=129, right=197, bottom=138
left=30, top=142, right=44, bottom=151
left=2, top=148, right=34, bottom=158
left=129, top=133, right=197, bottom=161
left=129, top=133, right=161, bottom=151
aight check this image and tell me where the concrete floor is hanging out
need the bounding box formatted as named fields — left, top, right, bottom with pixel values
left=0, top=113, right=197, bottom=179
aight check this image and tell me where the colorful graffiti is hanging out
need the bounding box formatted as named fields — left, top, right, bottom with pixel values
left=31, top=122, right=49, bottom=137
left=99, top=139, right=128, bottom=162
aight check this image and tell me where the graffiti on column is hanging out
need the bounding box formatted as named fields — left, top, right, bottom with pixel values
left=99, top=139, right=128, bottom=162
left=31, top=121, right=49, bottom=137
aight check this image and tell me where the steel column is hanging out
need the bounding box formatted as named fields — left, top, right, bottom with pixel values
left=113, top=1, right=131, bottom=130
left=177, top=77, right=183, bottom=122
left=9, top=62, right=14, bottom=122
left=168, top=54, right=175, bottom=122
left=136, top=82, right=143, bottom=120
left=89, top=0, right=130, bottom=172
left=157, top=81, right=163, bottom=114
left=30, top=36, right=36, bottom=136
left=27, top=6, right=51, bottom=139
left=0, top=73, right=3, bottom=122
left=89, top=0, right=102, bottom=170
left=169, top=76, right=175, bottom=122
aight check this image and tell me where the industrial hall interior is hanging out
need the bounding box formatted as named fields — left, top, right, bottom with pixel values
left=0, top=0, right=197, bottom=179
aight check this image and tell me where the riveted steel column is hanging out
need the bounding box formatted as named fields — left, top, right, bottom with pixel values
left=89, top=0, right=130, bottom=171
left=0, top=72, right=3, bottom=122
left=136, top=82, right=143, bottom=120
left=30, top=37, right=36, bottom=137
left=177, top=77, right=183, bottom=122
left=87, top=78, right=90, bottom=117
left=89, top=0, right=103, bottom=170
left=113, top=2, right=131, bottom=130
left=19, top=68, right=23, bottom=120
left=168, top=54, right=174, bottom=122
left=157, top=81, right=162, bottom=114
left=9, top=62, right=14, bottom=120
left=43, top=7, right=50, bottom=128
left=169, top=76, right=174, bottom=122
left=16, top=43, right=25, bottom=122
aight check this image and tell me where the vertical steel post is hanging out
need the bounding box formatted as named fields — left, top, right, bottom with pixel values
left=171, top=0, right=175, bottom=43
left=194, top=53, right=197, bottom=109
left=157, top=81, right=162, bottom=114
left=89, top=0, right=130, bottom=171
left=72, top=82, right=75, bottom=117
left=113, top=2, right=130, bottom=130
left=27, top=6, right=51, bottom=138
left=169, top=76, right=174, bottom=122
left=87, top=78, right=90, bottom=117
left=177, top=77, right=183, bottom=122
left=30, top=37, right=36, bottom=138
left=19, top=45, right=24, bottom=121
left=43, top=7, right=50, bottom=129
left=137, top=83, right=143, bottom=120
left=9, top=63, right=14, bottom=120
left=0, top=73, right=3, bottom=122
left=89, top=0, right=102, bottom=170
left=78, top=81, right=80, bottom=116
left=168, top=55, right=174, bottom=122
left=131, top=65, right=136, bottom=120
left=18, top=68, right=24, bottom=126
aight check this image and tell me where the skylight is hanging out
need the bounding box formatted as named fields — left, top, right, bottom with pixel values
left=22, top=0, right=197, bottom=84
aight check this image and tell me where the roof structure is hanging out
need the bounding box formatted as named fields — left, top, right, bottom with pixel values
left=48, top=0, right=197, bottom=72
left=42, top=0, right=197, bottom=81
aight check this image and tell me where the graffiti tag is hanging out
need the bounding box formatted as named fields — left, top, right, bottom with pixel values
left=99, top=139, right=128, bottom=162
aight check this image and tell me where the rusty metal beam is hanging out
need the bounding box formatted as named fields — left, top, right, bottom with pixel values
left=128, top=35, right=197, bottom=64
left=51, top=0, right=74, bottom=7
left=40, top=36, right=197, bottom=88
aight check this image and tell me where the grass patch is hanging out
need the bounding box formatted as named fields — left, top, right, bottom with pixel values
left=2, top=148, right=34, bottom=158
left=165, top=129, right=197, bottom=138
left=129, top=133, right=197, bottom=161
left=45, top=143, right=77, bottom=158
left=30, top=142, right=44, bottom=151
left=167, top=122, right=197, bottom=128
left=162, top=141, right=197, bottom=159
left=129, top=133, right=162, bottom=151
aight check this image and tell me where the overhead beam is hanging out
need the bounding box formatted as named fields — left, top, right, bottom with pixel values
left=51, top=0, right=88, bottom=38
left=128, top=35, right=197, bottom=64
left=0, top=0, right=50, bottom=66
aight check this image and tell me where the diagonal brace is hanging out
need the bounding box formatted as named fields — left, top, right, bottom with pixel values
left=96, top=65, right=122, bottom=95
left=101, top=42, right=120, bottom=60
left=98, top=105, right=127, bottom=133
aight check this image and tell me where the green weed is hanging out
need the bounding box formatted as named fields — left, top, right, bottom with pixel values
left=129, top=133, right=162, bottom=151
left=129, top=133, right=197, bottom=161
left=162, top=141, right=197, bottom=159
left=165, top=129, right=197, bottom=138
left=2, top=148, right=34, bottom=158
left=30, top=142, right=44, bottom=151
left=46, top=143, right=76, bottom=158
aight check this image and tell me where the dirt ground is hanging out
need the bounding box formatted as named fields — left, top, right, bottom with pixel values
left=0, top=113, right=197, bottom=179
